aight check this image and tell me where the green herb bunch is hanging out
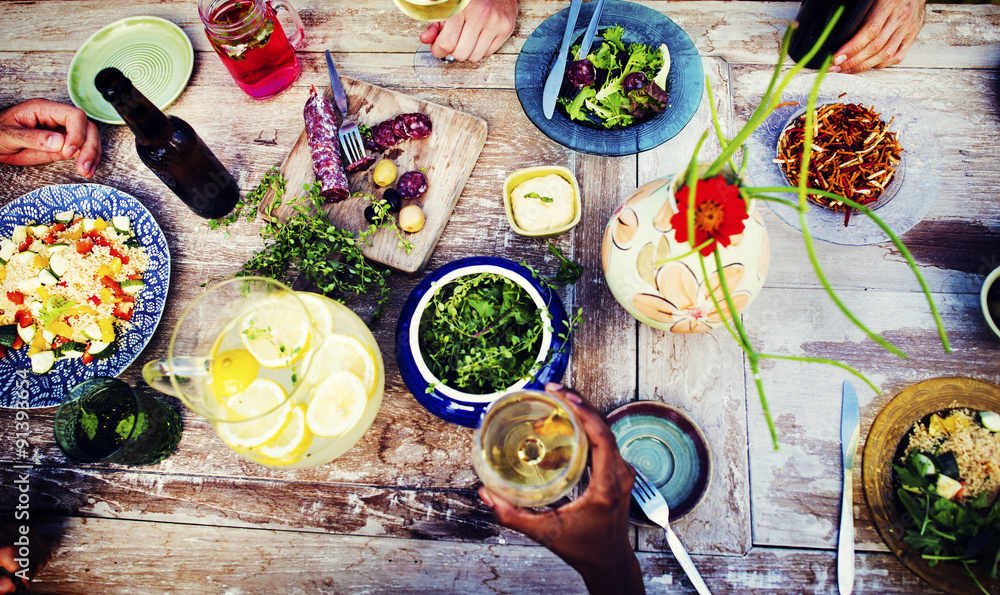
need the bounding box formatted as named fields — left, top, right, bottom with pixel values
left=214, top=169, right=397, bottom=320
left=894, top=454, right=1000, bottom=592
left=419, top=273, right=547, bottom=395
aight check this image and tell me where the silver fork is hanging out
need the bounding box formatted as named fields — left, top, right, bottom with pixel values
left=630, top=465, right=712, bottom=595
left=324, top=50, right=366, bottom=166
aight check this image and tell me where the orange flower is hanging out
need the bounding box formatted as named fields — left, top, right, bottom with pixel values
left=670, top=175, right=749, bottom=256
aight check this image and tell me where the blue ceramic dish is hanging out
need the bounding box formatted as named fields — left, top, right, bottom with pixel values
left=0, top=184, right=170, bottom=408
left=608, top=400, right=712, bottom=523
left=515, top=0, right=704, bottom=156
left=395, top=257, right=571, bottom=427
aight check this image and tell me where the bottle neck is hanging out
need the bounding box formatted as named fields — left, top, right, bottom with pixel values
left=96, top=70, right=172, bottom=143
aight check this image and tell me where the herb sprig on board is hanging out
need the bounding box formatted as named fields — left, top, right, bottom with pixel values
left=214, top=169, right=396, bottom=320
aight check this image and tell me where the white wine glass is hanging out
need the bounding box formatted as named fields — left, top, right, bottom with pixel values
left=392, top=0, right=478, bottom=88
left=472, top=390, right=589, bottom=507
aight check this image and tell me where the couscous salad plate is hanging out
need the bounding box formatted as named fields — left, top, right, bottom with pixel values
left=0, top=184, right=169, bottom=408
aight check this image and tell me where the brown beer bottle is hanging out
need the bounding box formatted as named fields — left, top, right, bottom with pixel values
left=788, top=0, right=876, bottom=69
left=94, top=67, right=240, bottom=219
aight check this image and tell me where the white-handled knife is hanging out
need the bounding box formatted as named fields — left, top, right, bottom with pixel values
left=838, top=380, right=860, bottom=595
left=542, top=0, right=583, bottom=119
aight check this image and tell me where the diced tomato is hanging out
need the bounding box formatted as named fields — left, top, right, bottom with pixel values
left=6, top=291, right=23, bottom=305
left=17, top=237, right=32, bottom=252
left=113, top=301, right=133, bottom=321
left=56, top=281, right=67, bottom=287
left=50, top=223, right=66, bottom=233
left=14, top=310, right=33, bottom=328
left=81, top=352, right=94, bottom=365
left=88, top=295, right=102, bottom=306
left=50, top=336, right=68, bottom=349
left=43, top=232, right=56, bottom=245
left=84, top=229, right=111, bottom=247
left=127, top=273, right=143, bottom=280
left=109, top=246, right=129, bottom=264
left=11, top=337, right=22, bottom=350
left=121, top=295, right=135, bottom=304
left=76, top=238, right=95, bottom=254
left=101, top=275, right=126, bottom=298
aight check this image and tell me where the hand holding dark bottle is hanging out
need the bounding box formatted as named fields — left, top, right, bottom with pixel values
left=94, top=68, right=240, bottom=219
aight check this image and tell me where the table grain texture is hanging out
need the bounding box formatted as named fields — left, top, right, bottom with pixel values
left=2, top=1, right=999, bottom=593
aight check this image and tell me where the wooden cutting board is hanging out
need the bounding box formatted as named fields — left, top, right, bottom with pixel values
left=260, top=77, right=488, bottom=273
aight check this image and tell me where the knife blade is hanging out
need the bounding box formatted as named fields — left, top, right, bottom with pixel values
left=542, top=0, right=583, bottom=119
left=576, top=0, right=606, bottom=61
left=838, top=380, right=860, bottom=595
left=324, top=50, right=349, bottom=116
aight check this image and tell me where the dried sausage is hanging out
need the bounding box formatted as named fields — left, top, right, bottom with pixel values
left=304, top=86, right=349, bottom=203
left=397, top=171, right=428, bottom=199
left=392, top=113, right=432, bottom=140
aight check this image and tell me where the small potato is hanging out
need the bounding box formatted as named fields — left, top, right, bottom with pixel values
left=399, top=205, right=425, bottom=233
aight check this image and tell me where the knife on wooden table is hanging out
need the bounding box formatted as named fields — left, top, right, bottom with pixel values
left=542, top=0, right=583, bottom=119
left=838, top=380, right=860, bottom=595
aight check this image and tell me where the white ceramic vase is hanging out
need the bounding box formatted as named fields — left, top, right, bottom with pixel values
left=602, top=168, right=770, bottom=333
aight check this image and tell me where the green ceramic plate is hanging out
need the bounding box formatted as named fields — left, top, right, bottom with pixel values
left=67, top=16, right=194, bottom=125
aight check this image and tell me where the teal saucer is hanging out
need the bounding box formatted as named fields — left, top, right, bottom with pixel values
left=608, top=401, right=711, bottom=524
left=67, top=16, right=194, bottom=125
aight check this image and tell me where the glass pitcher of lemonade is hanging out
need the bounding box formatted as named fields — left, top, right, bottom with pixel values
left=142, top=277, right=383, bottom=468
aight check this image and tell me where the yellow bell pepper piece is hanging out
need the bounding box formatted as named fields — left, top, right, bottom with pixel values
left=0, top=266, right=5, bottom=282
left=37, top=286, right=50, bottom=301
left=33, top=254, right=49, bottom=269
left=47, top=320, right=75, bottom=339
left=93, top=218, right=109, bottom=231
left=97, top=264, right=112, bottom=279
left=111, top=257, right=122, bottom=276
left=100, top=288, right=112, bottom=304
left=98, top=318, right=115, bottom=342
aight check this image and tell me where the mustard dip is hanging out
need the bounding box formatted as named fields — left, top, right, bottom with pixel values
left=510, top=174, right=575, bottom=232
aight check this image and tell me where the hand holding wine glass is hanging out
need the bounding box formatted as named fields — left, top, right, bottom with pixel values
left=418, top=0, right=518, bottom=62
left=478, top=383, right=645, bottom=595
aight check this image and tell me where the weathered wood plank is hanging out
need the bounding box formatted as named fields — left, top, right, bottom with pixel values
left=745, top=286, right=1000, bottom=550
left=24, top=516, right=942, bottom=594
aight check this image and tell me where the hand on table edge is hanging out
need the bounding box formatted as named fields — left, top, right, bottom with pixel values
left=829, top=0, right=926, bottom=74
left=0, top=98, right=102, bottom=178
left=477, top=382, right=645, bottom=595
left=1, top=523, right=51, bottom=594
left=419, top=0, right=518, bottom=62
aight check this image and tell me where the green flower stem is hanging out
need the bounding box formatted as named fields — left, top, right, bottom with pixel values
left=758, top=354, right=880, bottom=394
left=748, top=187, right=951, bottom=354
left=654, top=239, right=715, bottom=267
left=684, top=131, right=711, bottom=252
left=705, top=8, right=843, bottom=180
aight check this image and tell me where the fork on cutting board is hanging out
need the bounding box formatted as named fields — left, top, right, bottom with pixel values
left=630, top=464, right=712, bottom=595
left=324, top=50, right=366, bottom=165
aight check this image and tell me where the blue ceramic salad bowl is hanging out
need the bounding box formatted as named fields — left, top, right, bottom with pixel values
left=395, top=257, right=571, bottom=427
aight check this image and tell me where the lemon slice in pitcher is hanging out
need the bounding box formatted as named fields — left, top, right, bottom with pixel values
left=216, top=378, right=290, bottom=448
left=240, top=299, right=311, bottom=368
left=306, top=371, right=368, bottom=437
left=302, top=334, right=376, bottom=394
left=210, top=349, right=260, bottom=398
left=258, top=406, right=312, bottom=461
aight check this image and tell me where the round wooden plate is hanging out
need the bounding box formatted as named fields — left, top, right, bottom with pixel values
left=862, top=376, right=1000, bottom=595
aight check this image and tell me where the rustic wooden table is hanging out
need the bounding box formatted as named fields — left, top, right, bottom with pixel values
left=2, top=1, right=1000, bottom=593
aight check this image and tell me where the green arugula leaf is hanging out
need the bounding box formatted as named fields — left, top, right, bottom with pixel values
left=524, top=192, right=554, bottom=203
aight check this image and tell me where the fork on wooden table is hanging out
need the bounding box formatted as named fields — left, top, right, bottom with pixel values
left=324, top=50, right=366, bottom=166
left=630, top=464, right=712, bottom=595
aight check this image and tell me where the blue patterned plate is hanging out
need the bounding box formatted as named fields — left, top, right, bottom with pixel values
left=515, top=0, right=704, bottom=156
left=0, top=184, right=170, bottom=408
left=608, top=400, right=712, bottom=523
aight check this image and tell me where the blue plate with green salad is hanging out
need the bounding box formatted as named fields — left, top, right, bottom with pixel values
left=515, top=0, right=703, bottom=156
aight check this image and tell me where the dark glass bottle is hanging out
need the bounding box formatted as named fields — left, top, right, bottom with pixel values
left=94, top=67, right=240, bottom=219
left=788, top=0, right=876, bottom=69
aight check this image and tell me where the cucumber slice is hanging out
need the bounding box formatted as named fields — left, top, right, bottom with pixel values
left=42, top=329, right=56, bottom=344
left=37, top=269, right=58, bottom=286
left=46, top=243, right=70, bottom=254
left=16, top=324, right=35, bottom=343
left=87, top=341, right=117, bottom=360
left=111, top=216, right=131, bottom=233
left=910, top=453, right=936, bottom=476
left=57, top=341, right=87, bottom=359
left=29, top=225, right=48, bottom=237
left=82, top=218, right=98, bottom=232
left=54, top=210, right=75, bottom=224
left=11, top=226, right=26, bottom=245
left=29, top=350, right=55, bottom=374
left=0, top=240, right=15, bottom=263
left=0, top=324, right=17, bottom=347
left=49, top=252, right=70, bottom=278
left=980, top=411, right=1000, bottom=432
left=120, top=280, right=144, bottom=295
left=81, top=322, right=103, bottom=341
left=14, top=250, right=37, bottom=265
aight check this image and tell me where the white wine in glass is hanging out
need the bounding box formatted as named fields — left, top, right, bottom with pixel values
left=392, top=0, right=478, bottom=88
left=473, top=390, right=589, bottom=507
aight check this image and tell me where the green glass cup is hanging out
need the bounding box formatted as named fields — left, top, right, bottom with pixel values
left=53, top=377, right=182, bottom=465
